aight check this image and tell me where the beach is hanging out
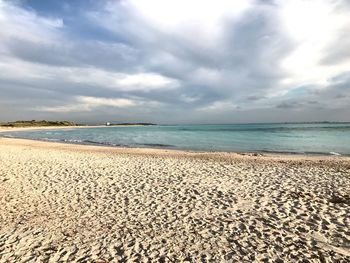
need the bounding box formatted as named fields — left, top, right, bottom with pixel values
left=0, top=125, right=104, bottom=133
left=0, top=137, right=349, bottom=262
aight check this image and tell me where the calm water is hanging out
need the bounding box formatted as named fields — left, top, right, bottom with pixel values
left=2, top=123, right=350, bottom=155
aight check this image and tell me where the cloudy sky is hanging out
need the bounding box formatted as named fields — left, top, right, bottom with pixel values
left=0, top=0, right=350, bottom=124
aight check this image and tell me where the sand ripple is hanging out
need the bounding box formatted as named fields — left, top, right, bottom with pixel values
left=0, top=139, right=349, bottom=262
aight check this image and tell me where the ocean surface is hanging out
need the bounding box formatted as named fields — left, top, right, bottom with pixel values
left=2, top=123, right=350, bottom=155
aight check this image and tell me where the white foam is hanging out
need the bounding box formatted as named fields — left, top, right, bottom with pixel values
left=64, top=139, right=83, bottom=143
left=330, top=152, right=341, bottom=156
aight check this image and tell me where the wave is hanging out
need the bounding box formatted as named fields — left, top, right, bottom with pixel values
left=81, top=140, right=121, bottom=147
left=62, top=139, right=118, bottom=146
left=64, top=139, right=83, bottom=143
left=178, top=126, right=350, bottom=133
left=259, top=150, right=345, bottom=156
left=42, top=138, right=61, bottom=142
left=137, top=143, right=174, bottom=148
left=77, top=140, right=174, bottom=148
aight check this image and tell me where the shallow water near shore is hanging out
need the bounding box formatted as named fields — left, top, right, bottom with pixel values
left=2, top=123, right=350, bottom=155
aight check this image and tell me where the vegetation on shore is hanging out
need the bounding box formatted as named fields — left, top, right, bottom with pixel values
left=0, top=120, right=76, bottom=127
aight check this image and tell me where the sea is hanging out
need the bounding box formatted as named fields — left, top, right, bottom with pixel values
left=1, top=123, right=350, bottom=156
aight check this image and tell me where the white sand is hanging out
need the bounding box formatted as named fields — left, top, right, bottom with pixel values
left=0, top=138, right=349, bottom=262
left=0, top=125, right=104, bottom=133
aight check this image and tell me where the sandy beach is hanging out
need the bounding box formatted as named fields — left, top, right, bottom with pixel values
left=0, top=125, right=105, bottom=133
left=0, top=137, right=349, bottom=262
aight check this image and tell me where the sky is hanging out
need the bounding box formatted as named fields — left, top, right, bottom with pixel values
left=0, top=0, right=350, bottom=124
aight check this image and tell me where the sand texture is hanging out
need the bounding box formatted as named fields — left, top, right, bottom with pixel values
left=0, top=138, right=349, bottom=262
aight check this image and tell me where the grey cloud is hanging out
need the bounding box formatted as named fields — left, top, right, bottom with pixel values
left=246, top=95, right=266, bottom=101
left=255, top=0, right=277, bottom=6
left=134, top=8, right=293, bottom=106
left=6, top=38, right=139, bottom=72
left=320, top=1, right=350, bottom=65
left=30, top=2, right=289, bottom=113
left=334, top=94, right=347, bottom=99
left=276, top=101, right=302, bottom=109
left=306, top=100, right=319, bottom=105
left=335, top=0, right=350, bottom=11
left=1, top=0, right=350, bottom=124
left=277, top=71, right=350, bottom=111
left=321, top=27, right=350, bottom=65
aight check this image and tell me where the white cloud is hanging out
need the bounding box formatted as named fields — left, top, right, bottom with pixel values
left=189, top=67, right=222, bottom=86
left=68, top=69, right=179, bottom=91
left=0, top=56, right=54, bottom=80
left=0, top=0, right=62, bottom=44
left=1, top=0, right=350, bottom=122
left=278, top=0, right=350, bottom=89
left=197, top=101, right=239, bottom=112
left=37, top=104, right=91, bottom=113
left=124, top=0, right=253, bottom=44
left=96, top=0, right=255, bottom=54
left=0, top=56, right=178, bottom=91
left=0, top=1, right=178, bottom=93
left=36, top=96, right=139, bottom=112
left=127, top=0, right=251, bottom=28
left=78, top=96, right=137, bottom=107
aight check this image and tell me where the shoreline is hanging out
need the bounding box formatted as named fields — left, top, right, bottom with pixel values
left=1, top=137, right=349, bottom=163
left=0, top=126, right=348, bottom=157
left=0, top=124, right=155, bottom=132
left=0, top=125, right=106, bottom=133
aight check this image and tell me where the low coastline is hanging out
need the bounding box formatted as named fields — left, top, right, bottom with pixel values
left=0, top=124, right=155, bottom=133
left=0, top=125, right=105, bottom=133
left=0, top=137, right=349, bottom=261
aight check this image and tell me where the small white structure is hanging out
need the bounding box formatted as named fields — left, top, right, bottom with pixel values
left=106, top=122, right=111, bottom=126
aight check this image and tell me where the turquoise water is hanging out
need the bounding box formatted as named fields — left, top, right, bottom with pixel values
left=2, top=123, right=350, bottom=155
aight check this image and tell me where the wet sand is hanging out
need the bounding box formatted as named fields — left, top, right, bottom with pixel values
left=0, top=138, right=349, bottom=262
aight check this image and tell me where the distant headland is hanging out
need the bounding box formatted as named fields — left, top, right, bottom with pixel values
left=0, top=120, right=157, bottom=128
left=0, top=120, right=76, bottom=128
